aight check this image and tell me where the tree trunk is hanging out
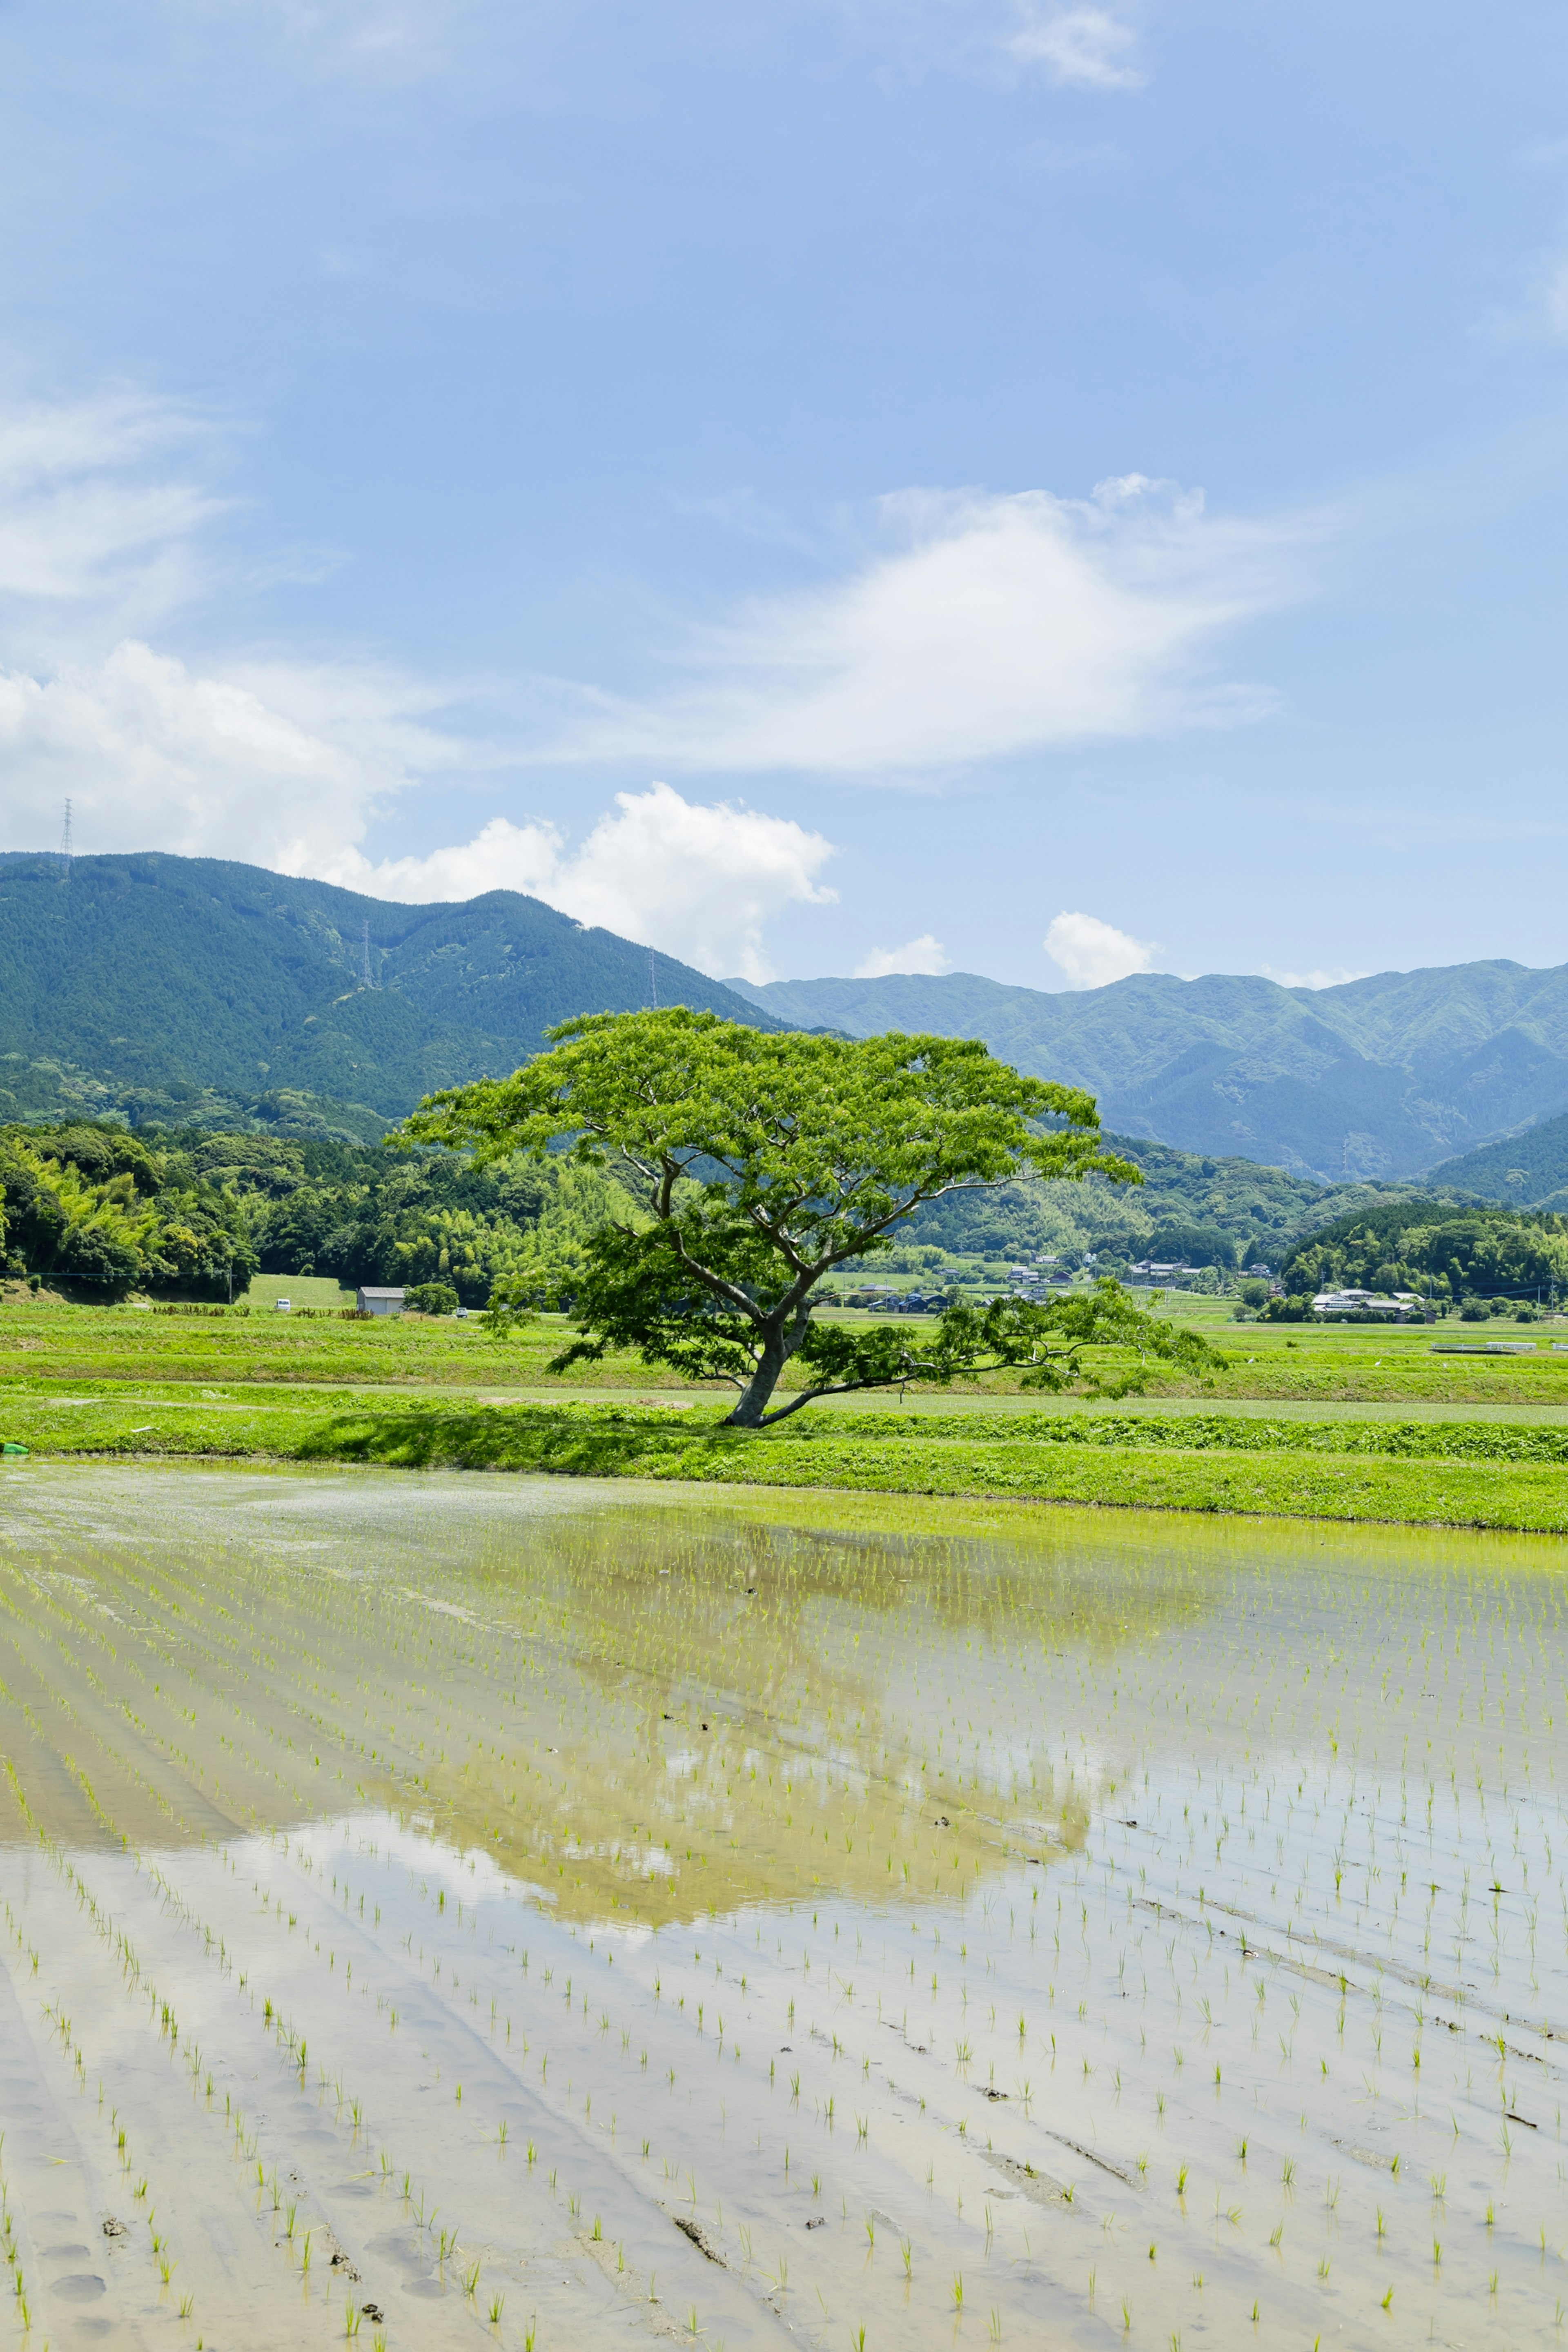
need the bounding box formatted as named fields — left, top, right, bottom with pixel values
left=722, top=1320, right=791, bottom=1427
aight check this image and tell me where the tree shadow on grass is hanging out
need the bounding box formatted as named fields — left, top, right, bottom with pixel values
left=289, top=1403, right=744, bottom=1478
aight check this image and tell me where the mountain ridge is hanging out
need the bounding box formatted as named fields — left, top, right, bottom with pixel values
left=10, top=848, right=1568, bottom=1183
left=0, top=850, right=783, bottom=1136
left=724, top=962, right=1568, bottom=1182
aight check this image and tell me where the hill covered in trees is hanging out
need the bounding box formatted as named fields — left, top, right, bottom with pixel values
left=0, top=1111, right=1499, bottom=1309
left=1425, top=1110, right=1568, bottom=1209
left=0, top=1120, right=637, bottom=1303
left=727, top=961, right=1568, bottom=1183
left=1276, top=1199, right=1568, bottom=1310
left=901, top=1133, right=1443, bottom=1278
left=0, top=851, right=781, bottom=1138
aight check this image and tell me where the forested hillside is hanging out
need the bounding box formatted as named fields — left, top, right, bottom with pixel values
left=0, top=1120, right=638, bottom=1304
left=0, top=1123, right=258, bottom=1297
left=0, top=1112, right=1486, bottom=1306
left=1426, top=1111, right=1568, bottom=1208
left=902, top=1133, right=1440, bottom=1276
left=0, top=851, right=780, bottom=1136
left=728, top=961, right=1568, bottom=1182
left=1277, top=1200, right=1568, bottom=1310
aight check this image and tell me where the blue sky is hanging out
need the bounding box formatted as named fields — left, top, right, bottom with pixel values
left=3, top=0, right=1568, bottom=990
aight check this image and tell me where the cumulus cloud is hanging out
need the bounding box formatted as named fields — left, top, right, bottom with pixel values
left=0, top=382, right=840, bottom=978
left=1005, top=6, right=1144, bottom=89
left=1044, top=909, right=1156, bottom=989
left=1261, top=964, right=1372, bottom=991
left=542, top=477, right=1300, bottom=777
left=0, top=639, right=476, bottom=875
left=853, top=933, right=952, bottom=978
left=333, top=784, right=838, bottom=982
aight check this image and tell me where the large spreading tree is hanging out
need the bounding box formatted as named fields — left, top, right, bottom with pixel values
left=402, top=1008, right=1220, bottom=1424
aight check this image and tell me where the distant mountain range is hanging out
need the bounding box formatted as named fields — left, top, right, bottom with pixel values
left=8, top=849, right=1568, bottom=1190
left=0, top=851, right=779, bottom=1138
left=725, top=964, right=1568, bottom=1184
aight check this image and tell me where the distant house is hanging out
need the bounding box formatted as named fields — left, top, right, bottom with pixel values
left=1130, top=1260, right=1187, bottom=1279
left=1311, top=1288, right=1421, bottom=1320
left=357, top=1286, right=406, bottom=1317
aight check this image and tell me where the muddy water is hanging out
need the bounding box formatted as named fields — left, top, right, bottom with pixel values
left=2, top=1467, right=1567, bottom=2350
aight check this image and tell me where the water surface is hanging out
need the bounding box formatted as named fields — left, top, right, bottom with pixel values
left=2, top=1463, right=1565, bottom=2348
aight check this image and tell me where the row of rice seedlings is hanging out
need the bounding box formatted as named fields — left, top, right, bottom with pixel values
left=7, top=1474, right=1568, bottom=2339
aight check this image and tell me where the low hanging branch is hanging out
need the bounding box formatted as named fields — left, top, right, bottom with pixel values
left=402, top=1007, right=1223, bottom=1425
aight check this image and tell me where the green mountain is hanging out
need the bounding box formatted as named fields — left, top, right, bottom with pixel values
left=900, top=1131, right=1437, bottom=1275
left=726, top=964, right=1568, bottom=1183
left=0, top=851, right=781, bottom=1137
left=1425, top=1111, right=1568, bottom=1210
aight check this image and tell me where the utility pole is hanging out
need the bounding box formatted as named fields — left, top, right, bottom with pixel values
left=59, top=798, right=73, bottom=875
left=362, top=918, right=373, bottom=989
left=649, top=947, right=658, bottom=1009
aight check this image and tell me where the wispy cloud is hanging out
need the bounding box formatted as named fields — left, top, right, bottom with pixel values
left=1005, top=5, right=1144, bottom=89
left=181, top=0, right=471, bottom=75
left=1044, top=908, right=1156, bottom=989
left=0, top=379, right=503, bottom=874
left=0, top=389, right=227, bottom=629
left=540, top=477, right=1306, bottom=778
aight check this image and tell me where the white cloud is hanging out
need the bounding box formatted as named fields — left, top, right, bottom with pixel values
left=0, top=389, right=225, bottom=628
left=1261, top=964, right=1372, bottom=991
left=541, top=477, right=1301, bottom=777
left=1005, top=6, right=1144, bottom=89
left=0, top=382, right=844, bottom=979
left=334, top=784, right=838, bottom=983
left=0, top=638, right=477, bottom=872
left=853, top=933, right=952, bottom=978
left=1044, top=908, right=1156, bottom=989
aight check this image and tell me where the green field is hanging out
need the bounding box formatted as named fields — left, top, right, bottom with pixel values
left=5, top=1294, right=1568, bottom=1530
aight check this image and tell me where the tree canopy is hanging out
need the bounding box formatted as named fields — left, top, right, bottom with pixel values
left=403, top=1009, right=1219, bottom=1423
left=1279, top=1202, right=1568, bottom=1303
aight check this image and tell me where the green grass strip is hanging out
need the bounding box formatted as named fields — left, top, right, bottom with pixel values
left=4, top=1393, right=1568, bottom=1532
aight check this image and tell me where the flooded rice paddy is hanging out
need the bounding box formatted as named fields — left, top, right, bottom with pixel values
left=2, top=1468, right=1567, bottom=2351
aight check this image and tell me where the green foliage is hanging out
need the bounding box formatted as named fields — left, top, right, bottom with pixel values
left=1427, top=1109, right=1568, bottom=1207
left=404, top=1282, right=460, bottom=1315
left=903, top=1132, right=1432, bottom=1276
left=406, top=1007, right=1162, bottom=1423
left=19, top=1385, right=1568, bottom=1533
left=1281, top=1204, right=1568, bottom=1303
left=0, top=1124, right=257, bottom=1298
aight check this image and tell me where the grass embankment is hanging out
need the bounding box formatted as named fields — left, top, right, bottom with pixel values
left=5, top=1298, right=1568, bottom=1529
left=6, top=1296, right=1568, bottom=1403
left=8, top=1385, right=1568, bottom=1532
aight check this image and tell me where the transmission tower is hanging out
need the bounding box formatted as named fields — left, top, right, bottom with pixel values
left=59, top=798, right=74, bottom=873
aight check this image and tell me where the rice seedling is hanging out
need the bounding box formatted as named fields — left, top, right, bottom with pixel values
left=4, top=1466, right=1567, bottom=2349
